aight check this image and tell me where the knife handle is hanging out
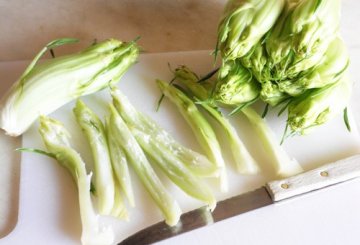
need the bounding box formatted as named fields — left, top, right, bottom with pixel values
left=266, top=154, right=360, bottom=202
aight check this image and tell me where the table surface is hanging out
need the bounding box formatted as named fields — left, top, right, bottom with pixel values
left=0, top=0, right=360, bottom=243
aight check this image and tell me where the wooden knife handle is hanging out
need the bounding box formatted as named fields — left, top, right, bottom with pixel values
left=266, top=154, right=360, bottom=202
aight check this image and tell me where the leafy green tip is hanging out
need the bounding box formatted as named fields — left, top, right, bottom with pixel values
left=156, top=77, right=175, bottom=111
left=262, top=104, right=269, bottom=118
left=344, top=107, right=351, bottom=132
left=197, top=67, right=220, bottom=84
left=16, top=147, right=56, bottom=159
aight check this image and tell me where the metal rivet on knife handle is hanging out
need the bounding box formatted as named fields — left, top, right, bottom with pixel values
left=320, top=171, right=329, bottom=177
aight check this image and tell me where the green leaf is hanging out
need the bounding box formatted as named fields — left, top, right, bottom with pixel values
left=197, top=68, right=219, bottom=84
left=16, top=147, right=56, bottom=159
left=90, top=182, right=96, bottom=195
left=229, top=95, right=259, bottom=116
left=314, top=0, right=323, bottom=13
left=49, top=49, right=55, bottom=58
left=156, top=77, right=175, bottom=111
left=20, top=38, right=79, bottom=81
left=262, top=103, right=269, bottom=118
left=334, top=59, right=350, bottom=79
left=280, top=122, right=289, bottom=145
left=278, top=99, right=292, bottom=117
left=344, top=107, right=351, bottom=132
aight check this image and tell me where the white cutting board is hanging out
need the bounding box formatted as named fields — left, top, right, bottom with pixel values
left=1, top=51, right=360, bottom=245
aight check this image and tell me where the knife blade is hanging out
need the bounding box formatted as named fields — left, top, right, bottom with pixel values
left=118, top=154, right=360, bottom=245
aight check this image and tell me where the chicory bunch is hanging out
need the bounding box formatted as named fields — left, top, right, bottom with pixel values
left=214, top=0, right=351, bottom=135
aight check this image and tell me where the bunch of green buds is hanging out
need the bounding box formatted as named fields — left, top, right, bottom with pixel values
left=265, top=0, right=341, bottom=80
left=217, top=0, right=285, bottom=60
left=214, top=60, right=260, bottom=107
left=213, top=0, right=351, bottom=135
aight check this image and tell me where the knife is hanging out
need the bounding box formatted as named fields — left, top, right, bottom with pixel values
left=118, top=154, right=360, bottom=245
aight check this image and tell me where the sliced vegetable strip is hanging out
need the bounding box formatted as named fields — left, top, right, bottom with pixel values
left=38, top=116, right=114, bottom=245
left=73, top=100, right=115, bottom=215
left=131, top=127, right=216, bottom=210
left=106, top=117, right=135, bottom=207
left=110, top=177, right=129, bottom=220
left=107, top=104, right=181, bottom=226
left=241, top=107, right=303, bottom=177
left=156, top=79, right=228, bottom=192
left=174, top=66, right=260, bottom=174
left=111, top=87, right=218, bottom=178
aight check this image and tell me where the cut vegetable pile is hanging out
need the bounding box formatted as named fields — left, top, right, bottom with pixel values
left=0, top=0, right=354, bottom=244
left=214, top=0, right=351, bottom=136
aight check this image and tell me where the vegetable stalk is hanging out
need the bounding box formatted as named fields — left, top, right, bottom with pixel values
left=73, top=100, right=115, bottom=215
left=174, top=66, right=260, bottom=174
left=106, top=117, right=135, bottom=207
left=111, top=87, right=218, bottom=178
left=241, top=107, right=303, bottom=177
left=1, top=38, right=139, bottom=136
left=107, top=104, right=181, bottom=226
left=131, top=127, right=216, bottom=210
left=156, top=79, right=228, bottom=192
left=38, top=116, right=114, bottom=245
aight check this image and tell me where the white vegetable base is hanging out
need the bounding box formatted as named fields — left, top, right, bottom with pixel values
left=1, top=51, right=360, bottom=245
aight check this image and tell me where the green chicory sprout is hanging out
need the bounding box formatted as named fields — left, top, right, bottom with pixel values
left=107, top=103, right=181, bottom=226
left=111, top=87, right=219, bottom=178
left=105, top=117, right=135, bottom=208
left=38, top=115, right=114, bottom=245
left=173, top=66, right=260, bottom=175
left=288, top=73, right=352, bottom=135
left=214, top=60, right=260, bottom=107
left=217, top=0, right=285, bottom=60
left=241, top=107, right=303, bottom=177
left=0, top=38, right=139, bottom=136
left=73, top=100, right=116, bottom=216
left=156, top=79, right=228, bottom=192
